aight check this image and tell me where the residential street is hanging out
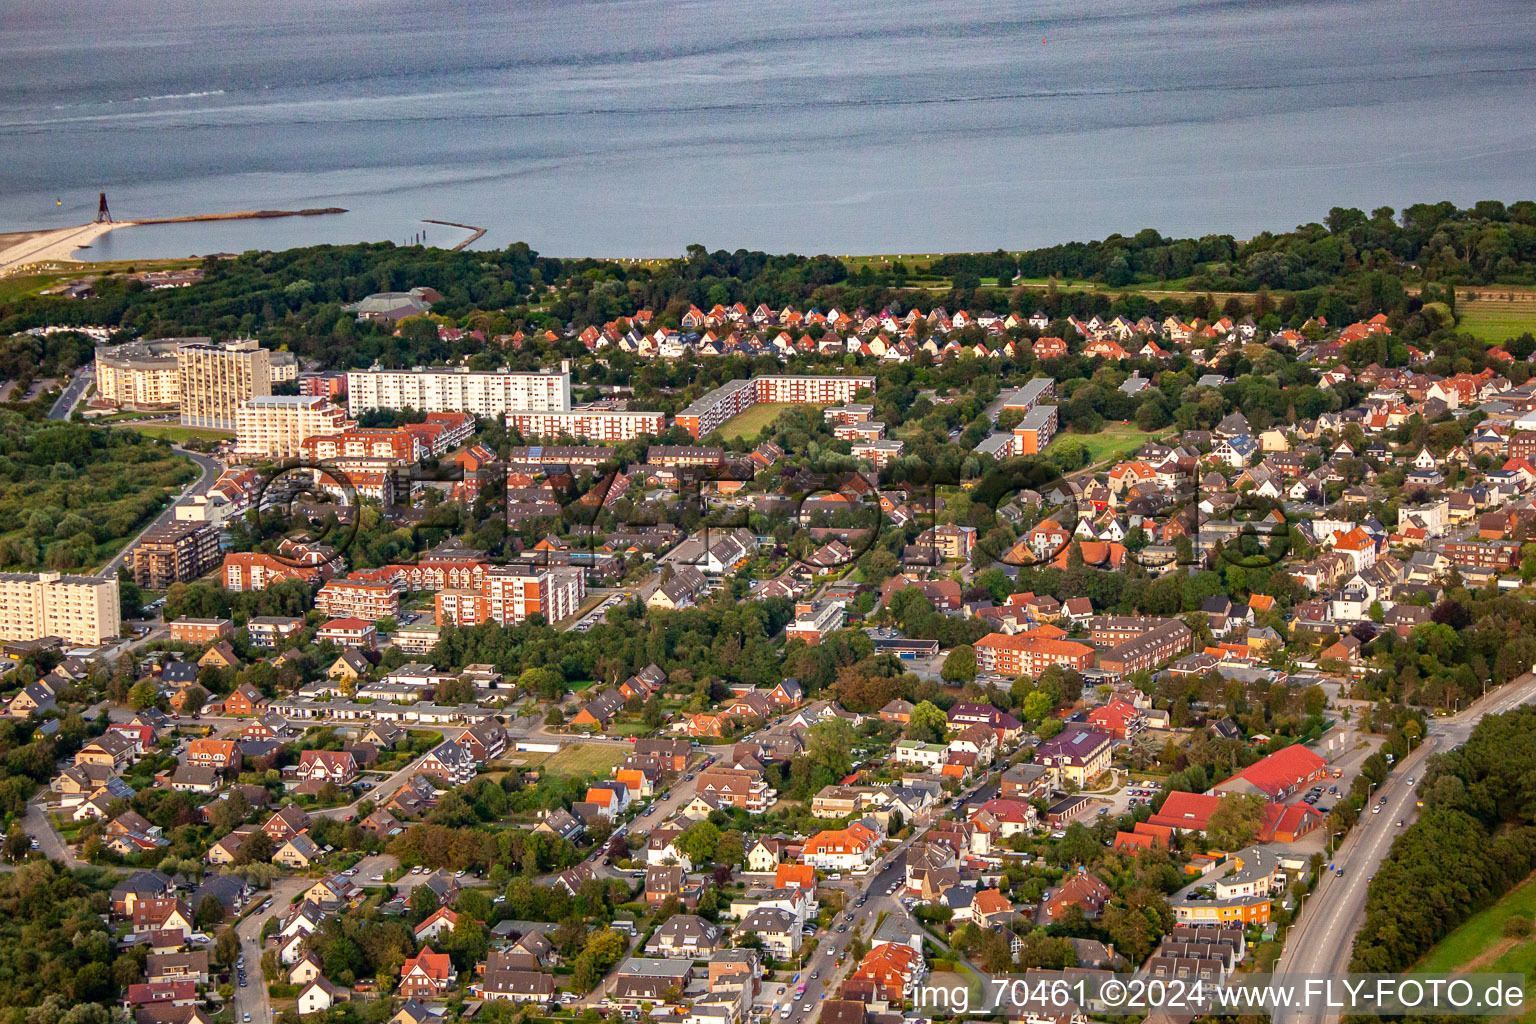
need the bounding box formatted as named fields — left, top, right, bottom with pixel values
left=47, top=366, right=92, bottom=420
left=234, top=876, right=309, bottom=1024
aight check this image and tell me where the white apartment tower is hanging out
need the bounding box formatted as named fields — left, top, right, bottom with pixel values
left=0, top=571, right=120, bottom=647
left=234, top=395, right=353, bottom=459
left=178, top=338, right=272, bottom=430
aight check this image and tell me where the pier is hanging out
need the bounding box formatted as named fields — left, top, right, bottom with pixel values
left=423, top=219, right=487, bottom=250
left=0, top=205, right=350, bottom=277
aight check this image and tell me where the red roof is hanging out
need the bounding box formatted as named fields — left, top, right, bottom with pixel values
left=1218, top=745, right=1328, bottom=799
left=319, top=617, right=372, bottom=630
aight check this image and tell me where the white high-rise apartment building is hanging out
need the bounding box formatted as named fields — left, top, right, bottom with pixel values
left=234, top=395, right=353, bottom=459
left=0, top=571, right=120, bottom=647
left=178, top=338, right=272, bottom=430
left=346, top=364, right=572, bottom=417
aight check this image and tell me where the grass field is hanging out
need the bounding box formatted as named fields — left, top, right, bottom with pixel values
left=1456, top=292, right=1536, bottom=345
left=1052, top=422, right=1167, bottom=465
left=127, top=424, right=234, bottom=444
left=1415, top=872, right=1536, bottom=1022
left=720, top=402, right=820, bottom=440
left=540, top=742, right=627, bottom=780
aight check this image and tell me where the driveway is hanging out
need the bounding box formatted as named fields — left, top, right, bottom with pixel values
left=22, top=797, right=81, bottom=867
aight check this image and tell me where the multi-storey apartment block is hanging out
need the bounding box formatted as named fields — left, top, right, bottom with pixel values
left=234, top=395, right=352, bottom=459
left=0, top=571, right=120, bottom=646
left=346, top=365, right=571, bottom=417
left=675, top=375, right=875, bottom=438
left=505, top=409, right=665, bottom=443
left=177, top=338, right=272, bottom=430
left=129, top=522, right=221, bottom=589
left=94, top=338, right=186, bottom=409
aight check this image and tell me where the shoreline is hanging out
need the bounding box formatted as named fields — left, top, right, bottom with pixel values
left=0, top=207, right=349, bottom=277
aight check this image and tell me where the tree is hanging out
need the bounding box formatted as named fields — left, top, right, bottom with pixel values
left=195, top=895, right=226, bottom=929
left=716, top=830, right=745, bottom=867
left=226, top=825, right=271, bottom=863
left=215, top=926, right=240, bottom=967
left=435, top=676, right=477, bottom=706
left=1036, top=718, right=1064, bottom=740
left=807, top=718, right=856, bottom=780
left=1206, top=792, right=1267, bottom=849
left=905, top=700, right=949, bottom=743
left=941, top=644, right=977, bottom=684
left=127, top=680, right=159, bottom=710
left=676, top=821, right=720, bottom=865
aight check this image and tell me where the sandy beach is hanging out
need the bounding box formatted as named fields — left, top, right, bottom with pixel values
left=0, top=221, right=124, bottom=276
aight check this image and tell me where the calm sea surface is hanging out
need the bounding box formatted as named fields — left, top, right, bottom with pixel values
left=2, top=0, right=1534, bottom=258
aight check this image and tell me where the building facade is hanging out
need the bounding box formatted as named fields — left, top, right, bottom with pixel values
left=94, top=338, right=186, bottom=409
left=130, top=522, right=221, bottom=589
left=234, top=395, right=353, bottom=459
left=0, top=571, right=120, bottom=646
left=675, top=375, right=876, bottom=438
left=178, top=338, right=272, bottom=430
left=505, top=408, right=665, bottom=443
left=346, top=366, right=571, bottom=417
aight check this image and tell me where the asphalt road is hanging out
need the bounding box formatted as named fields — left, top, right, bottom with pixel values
left=99, top=445, right=225, bottom=576
left=1272, top=672, right=1536, bottom=1023
left=47, top=367, right=92, bottom=420
left=234, top=876, right=308, bottom=1024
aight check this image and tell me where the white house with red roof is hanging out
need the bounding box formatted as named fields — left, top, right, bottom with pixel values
left=296, top=750, right=357, bottom=785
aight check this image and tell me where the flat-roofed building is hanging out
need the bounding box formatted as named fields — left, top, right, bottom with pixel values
left=0, top=571, right=120, bottom=646
left=235, top=395, right=352, bottom=459
left=346, top=365, right=571, bottom=417
left=506, top=408, right=665, bottom=443
left=178, top=338, right=272, bottom=430
left=130, top=522, right=221, bottom=589
left=1011, top=404, right=1059, bottom=455
left=94, top=338, right=188, bottom=409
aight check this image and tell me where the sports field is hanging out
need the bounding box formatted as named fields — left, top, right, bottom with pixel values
left=721, top=402, right=820, bottom=439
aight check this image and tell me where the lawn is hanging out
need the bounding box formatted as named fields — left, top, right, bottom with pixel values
left=1051, top=422, right=1168, bottom=465
left=1414, top=871, right=1536, bottom=1023
left=128, top=424, right=234, bottom=444
left=1456, top=292, right=1536, bottom=345
left=719, top=402, right=819, bottom=440
left=540, top=742, right=627, bottom=780
left=1417, top=871, right=1536, bottom=973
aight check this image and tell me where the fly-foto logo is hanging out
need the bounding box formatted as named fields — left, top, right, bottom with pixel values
left=245, top=445, right=1295, bottom=578
left=249, top=459, right=362, bottom=567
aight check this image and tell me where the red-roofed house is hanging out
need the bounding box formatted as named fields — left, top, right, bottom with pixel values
left=1087, top=700, right=1147, bottom=740
left=296, top=750, right=357, bottom=785
left=400, top=947, right=456, bottom=998
left=851, top=942, right=925, bottom=1002
left=776, top=863, right=817, bottom=890
left=802, top=823, right=881, bottom=872
left=1212, top=745, right=1327, bottom=801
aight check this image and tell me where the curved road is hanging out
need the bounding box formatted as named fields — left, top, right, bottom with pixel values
left=1273, top=673, right=1536, bottom=1023
left=99, top=446, right=225, bottom=576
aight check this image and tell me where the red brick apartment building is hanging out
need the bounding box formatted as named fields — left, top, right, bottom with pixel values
left=1098, top=619, right=1195, bottom=678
